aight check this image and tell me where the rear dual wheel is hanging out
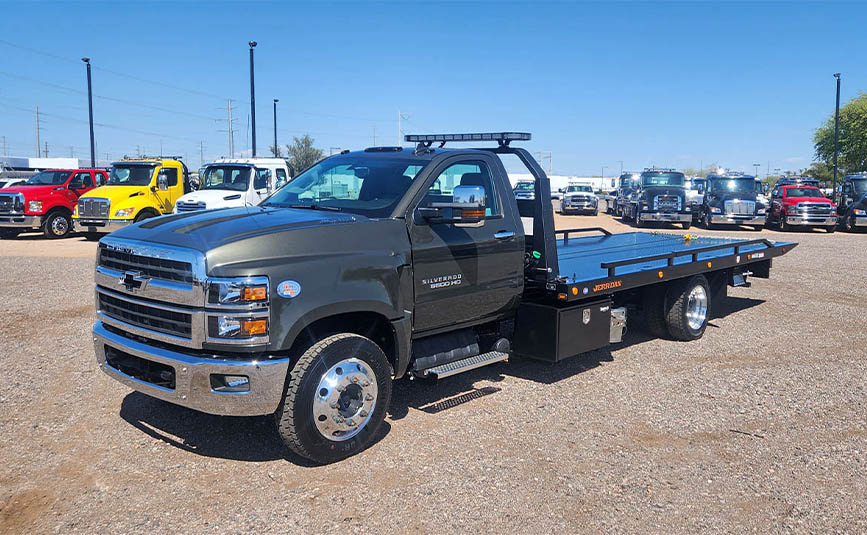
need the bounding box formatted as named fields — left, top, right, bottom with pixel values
left=275, top=333, right=392, bottom=464
left=643, top=275, right=711, bottom=341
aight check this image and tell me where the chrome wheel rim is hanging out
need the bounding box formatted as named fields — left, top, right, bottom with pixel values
left=312, top=358, right=378, bottom=441
left=51, top=216, right=69, bottom=236
left=686, top=285, right=708, bottom=331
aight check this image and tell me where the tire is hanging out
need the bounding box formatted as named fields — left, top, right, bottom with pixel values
left=842, top=215, right=857, bottom=233
left=275, top=333, right=392, bottom=464
left=43, top=212, right=72, bottom=239
left=702, top=213, right=714, bottom=230
left=0, top=229, right=21, bottom=239
left=825, top=225, right=836, bottom=234
left=134, top=211, right=155, bottom=223
left=751, top=226, right=764, bottom=232
left=780, top=215, right=791, bottom=231
left=635, top=211, right=646, bottom=227
left=665, top=275, right=711, bottom=341
left=681, top=221, right=691, bottom=230
left=642, top=284, right=669, bottom=338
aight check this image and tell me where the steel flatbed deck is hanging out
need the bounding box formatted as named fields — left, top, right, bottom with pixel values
left=550, top=229, right=797, bottom=302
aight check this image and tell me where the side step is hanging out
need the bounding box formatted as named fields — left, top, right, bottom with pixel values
left=423, top=351, right=509, bottom=379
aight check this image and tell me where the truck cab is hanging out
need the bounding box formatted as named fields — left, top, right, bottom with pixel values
left=558, top=182, right=598, bottom=215
left=512, top=179, right=535, bottom=200
left=73, top=157, right=191, bottom=237
left=836, top=173, right=867, bottom=232
left=89, top=132, right=794, bottom=464
left=174, top=158, right=290, bottom=213
left=699, top=173, right=766, bottom=230
left=0, top=168, right=107, bottom=238
left=612, top=172, right=640, bottom=217
left=621, top=168, right=692, bottom=229
left=767, top=183, right=837, bottom=232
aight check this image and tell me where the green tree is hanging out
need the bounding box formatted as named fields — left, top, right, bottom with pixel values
left=285, top=135, right=323, bottom=175
left=269, top=144, right=283, bottom=158
left=814, top=92, right=867, bottom=173
left=799, top=161, right=835, bottom=186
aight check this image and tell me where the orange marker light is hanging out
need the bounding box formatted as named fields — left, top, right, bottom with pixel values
left=658, top=271, right=664, bottom=279
left=241, top=319, right=267, bottom=335
left=571, top=287, right=578, bottom=296
left=707, top=261, right=712, bottom=268
left=557, top=293, right=567, bottom=301
left=242, top=286, right=268, bottom=301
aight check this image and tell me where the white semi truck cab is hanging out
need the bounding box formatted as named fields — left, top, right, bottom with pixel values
left=174, top=158, right=291, bottom=213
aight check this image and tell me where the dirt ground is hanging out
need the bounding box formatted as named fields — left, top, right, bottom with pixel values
left=1, top=209, right=865, bottom=534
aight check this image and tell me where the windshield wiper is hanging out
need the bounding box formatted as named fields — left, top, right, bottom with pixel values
left=287, top=203, right=341, bottom=212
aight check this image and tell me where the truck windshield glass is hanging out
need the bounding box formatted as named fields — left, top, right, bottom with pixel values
left=566, top=185, right=593, bottom=193
left=514, top=182, right=534, bottom=191
left=263, top=156, right=427, bottom=217
left=201, top=166, right=251, bottom=192
left=853, top=180, right=867, bottom=196
left=785, top=187, right=824, bottom=198
left=710, top=177, right=755, bottom=193
left=24, top=170, right=70, bottom=185
left=641, top=173, right=684, bottom=186
left=107, top=165, right=156, bottom=186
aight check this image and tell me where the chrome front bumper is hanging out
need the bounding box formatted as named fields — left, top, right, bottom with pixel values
left=638, top=212, right=691, bottom=222
left=74, top=218, right=134, bottom=233
left=94, top=321, right=290, bottom=416
left=854, top=216, right=867, bottom=227
left=709, top=214, right=766, bottom=225
left=784, top=215, right=837, bottom=226
left=0, top=215, right=42, bottom=228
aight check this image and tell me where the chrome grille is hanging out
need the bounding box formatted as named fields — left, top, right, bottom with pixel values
left=654, top=194, right=681, bottom=211
left=176, top=201, right=206, bottom=213
left=0, top=193, right=24, bottom=214
left=796, top=202, right=833, bottom=215
left=98, top=291, right=192, bottom=339
left=724, top=200, right=756, bottom=215
left=99, top=247, right=193, bottom=283
left=78, top=197, right=110, bottom=218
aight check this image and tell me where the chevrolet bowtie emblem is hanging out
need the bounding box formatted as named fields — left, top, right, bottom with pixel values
left=119, top=270, right=149, bottom=292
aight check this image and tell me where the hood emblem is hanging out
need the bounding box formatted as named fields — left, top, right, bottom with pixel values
left=119, top=270, right=149, bottom=292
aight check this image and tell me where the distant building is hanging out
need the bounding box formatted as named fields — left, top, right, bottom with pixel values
left=1, top=156, right=112, bottom=170
left=508, top=174, right=611, bottom=192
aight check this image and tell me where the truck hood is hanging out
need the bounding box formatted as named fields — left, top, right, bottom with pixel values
left=176, top=189, right=251, bottom=208
left=642, top=186, right=685, bottom=198
left=80, top=185, right=150, bottom=201
left=785, top=196, right=833, bottom=205
left=1, top=184, right=61, bottom=199
left=706, top=191, right=758, bottom=204
left=110, top=205, right=364, bottom=253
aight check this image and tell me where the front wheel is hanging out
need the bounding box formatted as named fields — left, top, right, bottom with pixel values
left=43, top=212, right=72, bottom=239
left=780, top=215, right=791, bottom=231
left=681, top=221, right=691, bottom=230
left=275, top=333, right=392, bottom=464
left=825, top=225, right=836, bottom=234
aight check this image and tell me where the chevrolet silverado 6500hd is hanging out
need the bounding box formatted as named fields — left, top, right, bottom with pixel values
left=91, top=133, right=795, bottom=463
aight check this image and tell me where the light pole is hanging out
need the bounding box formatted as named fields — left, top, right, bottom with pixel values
left=753, top=163, right=760, bottom=178
left=273, top=98, right=278, bottom=157
left=601, top=165, right=608, bottom=183
left=832, top=73, right=841, bottom=196
left=249, top=41, right=258, bottom=157
left=82, top=57, right=95, bottom=168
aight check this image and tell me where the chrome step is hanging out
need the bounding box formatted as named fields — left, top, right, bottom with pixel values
left=424, top=351, right=509, bottom=379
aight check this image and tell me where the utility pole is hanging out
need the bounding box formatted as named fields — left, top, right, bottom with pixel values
left=225, top=99, right=235, bottom=158
left=832, top=73, right=841, bottom=197
left=272, top=98, right=278, bottom=156
left=618, top=160, right=624, bottom=175
left=397, top=111, right=401, bottom=146
left=159, top=139, right=163, bottom=158
left=200, top=141, right=205, bottom=167
left=69, top=146, right=74, bottom=157
left=2, top=136, right=6, bottom=160
left=44, top=141, right=49, bottom=158
left=35, top=106, right=41, bottom=157
left=248, top=41, right=258, bottom=157
left=82, top=57, right=96, bottom=168
left=372, top=125, right=376, bottom=146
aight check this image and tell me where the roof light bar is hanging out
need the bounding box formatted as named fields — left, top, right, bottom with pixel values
left=404, top=132, right=531, bottom=143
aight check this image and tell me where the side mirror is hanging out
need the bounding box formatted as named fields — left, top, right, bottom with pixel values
left=68, top=181, right=83, bottom=190
left=419, top=185, right=486, bottom=227
left=157, top=174, right=169, bottom=191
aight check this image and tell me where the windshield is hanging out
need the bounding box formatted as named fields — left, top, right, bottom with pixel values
left=619, top=177, right=639, bottom=189
left=785, top=187, right=824, bottom=198
left=566, top=185, right=593, bottom=193
left=853, top=180, right=867, bottom=196
left=201, top=165, right=251, bottom=192
left=641, top=172, right=684, bottom=186
left=25, top=170, right=70, bottom=185
left=262, top=155, right=426, bottom=218
left=710, top=177, right=755, bottom=194
left=514, top=182, right=534, bottom=191
left=107, top=165, right=156, bottom=186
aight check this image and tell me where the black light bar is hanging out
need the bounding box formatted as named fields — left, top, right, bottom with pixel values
left=405, top=132, right=531, bottom=143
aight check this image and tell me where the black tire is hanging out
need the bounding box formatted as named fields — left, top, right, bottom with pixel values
left=275, top=333, right=392, bottom=464
left=134, top=210, right=155, bottom=223
left=635, top=211, right=646, bottom=227
left=825, top=225, right=836, bottom=234
left=751, top=225, right=764, bottom=232
left=85, top=232, right=101, bottom=241
left=0, top=229, right=21, bottom=239
left=642, top=284, right=669, bottom=338
left=842, top=215, right=854, bottom=232
left=43, top=212, right=72, bottom=239
left=702, top=213, right=714, bottom=230
left=681, top=221, right=691, bottom=230
left=664, top=275, right=711, bottom=341
left=780, top=215, right=791, bottom=231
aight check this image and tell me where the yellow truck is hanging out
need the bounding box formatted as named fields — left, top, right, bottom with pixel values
left=73, top=157, right=191, bottom=238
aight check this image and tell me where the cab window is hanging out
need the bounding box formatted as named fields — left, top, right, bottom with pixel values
left=275, top=168, right=287, bottom=187
left=253, top=168, right=269, bottom=190
left=71, top=172, right=93, bottom=188
left=421, top=161, right=500, bottom=217
left=161, top=168, right=178, bottom=187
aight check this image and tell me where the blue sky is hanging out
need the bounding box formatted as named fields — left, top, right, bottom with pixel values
left=1, top=1, right=864, bottom=176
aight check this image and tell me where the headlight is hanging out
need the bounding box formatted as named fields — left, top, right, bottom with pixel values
left=757, top=209, right=766, bottom=215
left=208, top=315, right=269, bottom=339
left=711, top=207, right=721, bottom=213
left=208, top=276, right=269, bottom=305
left=114, top=208, right=135, bottom=218
left=28, top=200, right=43, bottom=213
left=855, top=209, right=866, bottom=216
left=73, top=205, right=79, bottom=217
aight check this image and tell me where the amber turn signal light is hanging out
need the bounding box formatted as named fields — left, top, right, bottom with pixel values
left=242, top=286, right=268, bottom=301
left=241, top=319, right=267, bottom=335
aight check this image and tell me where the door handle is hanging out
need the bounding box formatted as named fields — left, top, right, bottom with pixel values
left=494, top=231, right=515, bottom=240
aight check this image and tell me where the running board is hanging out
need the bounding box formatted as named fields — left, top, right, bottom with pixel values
left=423, top=351, right=509, bottom=379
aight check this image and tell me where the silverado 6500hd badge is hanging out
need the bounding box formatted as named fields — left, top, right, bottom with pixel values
left=422, top=274, right=462, bottom=289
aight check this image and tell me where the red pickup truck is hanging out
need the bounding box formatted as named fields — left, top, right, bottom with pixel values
left=767, top=184, right=837, bottom=232
left=0, top=169, right=107, bottom=239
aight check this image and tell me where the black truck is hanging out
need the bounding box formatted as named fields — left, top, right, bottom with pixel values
left=699, top=173, right=767, bottom=230
left=837, top=173, right=867, bottom=232
left=91, top=133, right=795, bottom=463
left=620, top=168, right=693, bottom=229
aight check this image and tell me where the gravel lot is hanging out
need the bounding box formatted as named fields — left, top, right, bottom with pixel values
left=1, top=212, right=865, bottom=534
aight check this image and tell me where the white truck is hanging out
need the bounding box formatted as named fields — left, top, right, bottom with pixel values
left=174, top=158, right=291, bottom=213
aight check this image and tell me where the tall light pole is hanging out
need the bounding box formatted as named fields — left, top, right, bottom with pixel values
left=273, top=98, right=278, bottom=157
left=753, top=163, right=760, bottom=178
left=601, top=165, right=608, bottom=180
left=249, top=41, right=258, bottom=157
left=832, top=73, right=841, bottom=195
left=82, top=57, right=95, bottom=167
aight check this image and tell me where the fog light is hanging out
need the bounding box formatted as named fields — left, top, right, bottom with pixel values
left=210, top=374, right=250, bottom=393
left=241, top=319, right=267, bottom=335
